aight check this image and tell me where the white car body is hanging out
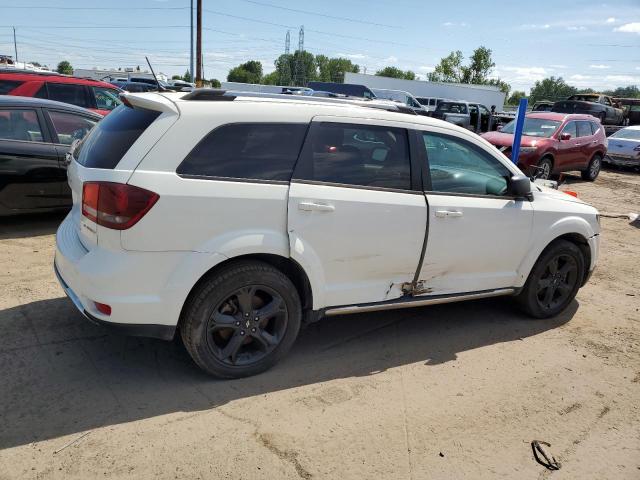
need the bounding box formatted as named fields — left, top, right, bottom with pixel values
left=55, top=91, right=600, bottom=342
left=604, top=126, right=640, bottom=167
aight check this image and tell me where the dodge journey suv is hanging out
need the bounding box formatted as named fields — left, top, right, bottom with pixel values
left=55, top=90, right=600, bottom=378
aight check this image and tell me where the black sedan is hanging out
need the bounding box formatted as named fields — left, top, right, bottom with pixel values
left=0, top=96, right=102, bottom=216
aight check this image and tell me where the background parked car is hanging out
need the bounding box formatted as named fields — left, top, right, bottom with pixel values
left=482, top=112, right=607, bottom=181
left=531, top=101, right=554, bottom=112
left=552, top=94, right=625, bottom=125
left=603, top=126, right=640, bottom=168
left=371, top=88, right=428, bottom=115
left=110, top=80, right=156, bottom=93
left=0, top=70, right=121, bottom=116
left=431, top=100, right=493, bottom=133
left=0, top=95, right=101, bottom=215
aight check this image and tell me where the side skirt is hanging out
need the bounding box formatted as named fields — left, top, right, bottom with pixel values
left=322, top=288, right=516, bottom=317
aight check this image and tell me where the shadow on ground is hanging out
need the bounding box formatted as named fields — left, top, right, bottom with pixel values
left=0, top=295, right=576, bottom=449
left=0, top=211, right=67, bottom=240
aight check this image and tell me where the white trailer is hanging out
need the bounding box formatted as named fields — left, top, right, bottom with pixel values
left=344, top=72, right=506, bottom=111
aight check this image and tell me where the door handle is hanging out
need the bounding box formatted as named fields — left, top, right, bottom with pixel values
left=298, top=201, right=335, bottom=212
left=435, top=210, right=463, bottom=218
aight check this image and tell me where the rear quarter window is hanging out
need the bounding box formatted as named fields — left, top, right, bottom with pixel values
left=74, top=105, right=160, bottom=169
left=0, top=80, right=23, bottom=94
left=177, top=123, right=308, bottom=182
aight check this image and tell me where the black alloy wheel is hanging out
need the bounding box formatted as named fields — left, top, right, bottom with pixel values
left=535, top=254, right=579, bottom=313
left=207, top=285, right=287, bottom=366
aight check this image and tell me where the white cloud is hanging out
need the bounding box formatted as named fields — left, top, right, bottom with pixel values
left=606, top=17, right=616, bottom=23
left=443, top=22, right=468, bottom=27
left=614, top=22, right=640, bottom=33
left=498, top=66, right=549, bottom=83
left=589, top=64, right=611, bottom=69
left=520, top=23, right=551, bottom=30
left=335, top=53, right=367, bottom=60
left=549, top=64, right=568, bottom=69
left=570, top=74, right=591, bottom=80
left=384, top=56, right=398, bottom=63
left=419, top=65, right=435, bottom=72
left=567, top=26, right=586, bottom=31
left=604, top=74, right=640, bottom=83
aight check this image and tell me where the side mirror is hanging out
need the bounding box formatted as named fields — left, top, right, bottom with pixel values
left=560, top=132, right=571, bottom=141
left=510, top=174, right=532, bottom=199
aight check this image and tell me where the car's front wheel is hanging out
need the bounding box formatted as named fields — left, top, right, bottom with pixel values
left=180, top=261, right=302, bottom=378
left=537, top=157, right=553, bottom=180
left=516, top=239, right=585, bottom=318
left=581, top=154, right=602, bottom=181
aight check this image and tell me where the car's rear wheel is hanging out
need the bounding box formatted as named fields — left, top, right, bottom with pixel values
left=515, top=239, right=585, bottom=318
left=180, top=261, right=302, bottom=378
left=537, top=157, right=553, bottom=180
left=581, top=154, right=602, bottom=181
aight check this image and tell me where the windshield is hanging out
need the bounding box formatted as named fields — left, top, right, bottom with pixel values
left=500, top=118, right=561, bottom=138
left=436, top=102, right=467, bottom=114
left=570, top=95, right=599, bottom=102
left=610, top=128, right=640, bottom=141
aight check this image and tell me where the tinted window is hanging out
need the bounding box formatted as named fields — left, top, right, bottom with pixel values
left=0, top=109, right=43, bottom=142
left=0, top=80, right=23, bottom=94
left=178, top=123, right=308, bottom=181
left=296, top=122, right=411, bottom=190
left=436, top=102, right=468, bottom=114
left=561, top=121, right=577, bottom=138
left=577, top=121, right=592, bottom=138
left=74, top=105, right=159, bottom=169
left=423, top=133, right=510, bottom=196
left=47, top=83, right=89, bottom=108
left=91, top=86, right=121, bottom=110
left=48, top=111, right=97, bottom=145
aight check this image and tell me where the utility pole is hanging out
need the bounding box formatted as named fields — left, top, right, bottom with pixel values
left=189, top=0, right=194, bottom=83
left=294, top=25, right=304, bottom=86
left=283, top=30, right=291, bottom=86
left=196, top=0, right=202, bottom=86
left=13, top=27, right=18, bottom=65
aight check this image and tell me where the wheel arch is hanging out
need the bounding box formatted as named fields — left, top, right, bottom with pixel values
left=177, top=253, right=314, bottom=329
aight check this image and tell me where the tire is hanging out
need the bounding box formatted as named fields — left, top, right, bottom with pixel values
left=515, top=239, right=585, bottom=319
left=180, top=261, right=302, bottom=378
left=537, top=157, right=553, bottom=180
left=581, top=154, right=602, bottom=181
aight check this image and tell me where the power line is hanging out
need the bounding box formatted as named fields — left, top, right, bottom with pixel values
left=236, top=0, right=400, bottom=29
left=0, top=5, right=188, bottom=10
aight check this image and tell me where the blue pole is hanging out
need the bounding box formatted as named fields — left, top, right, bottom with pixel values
left=511, top=97, right=529, bottom=165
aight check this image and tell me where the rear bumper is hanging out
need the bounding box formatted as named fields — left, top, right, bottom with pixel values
left=54, top=263, right=175, bottom=340
left=53, top=212, right=224, bottom=340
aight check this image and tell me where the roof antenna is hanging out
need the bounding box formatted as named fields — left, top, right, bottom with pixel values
left=145, top=56, right=167, bottom=92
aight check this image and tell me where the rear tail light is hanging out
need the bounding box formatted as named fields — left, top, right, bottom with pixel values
left=82, top=182, right=159, bottom=230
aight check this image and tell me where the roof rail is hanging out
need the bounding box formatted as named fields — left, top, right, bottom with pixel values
left=181, top=88, right=236, bottom=101
left=180, top=88, right=417, bottom=115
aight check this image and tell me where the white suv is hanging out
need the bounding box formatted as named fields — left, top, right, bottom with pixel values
left=55, top=90, right=600, bottom=378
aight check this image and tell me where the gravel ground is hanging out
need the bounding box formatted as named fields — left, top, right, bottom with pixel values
left=0, top=168, right=638, bottom=480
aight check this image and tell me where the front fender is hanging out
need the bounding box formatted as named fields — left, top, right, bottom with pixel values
left=516, top=215, right=597, bottom=287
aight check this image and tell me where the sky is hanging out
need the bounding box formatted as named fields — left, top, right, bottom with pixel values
left=1, top=0, right=639, bottom=93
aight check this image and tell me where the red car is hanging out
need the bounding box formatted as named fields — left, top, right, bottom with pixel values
left=482, top=112, right=607, bottom=181
left=0, top=70, right=121, bottom=116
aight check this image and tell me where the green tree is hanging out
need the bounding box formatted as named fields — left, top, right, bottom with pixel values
left=227, top=60, right=263, bottom=84
left=529, top=77, right=577, bottom=104
left=316, top=55, right=359, bottom=83
left=507, top=90, right=526, bottom=105
left=261, top=71, right=280, bottom=85
left=427, top=47, right=510, bottom=97
left=427, top=51, right=464, bottom=82
left=605, top=85, right=640, bottom=98
left=209, top=78, right=221, bottom=88
left=183, top=70, right=192, bottom=82
left=56, top=60, right=73, bottom=75
left=273, top=51, right=317, bottom=86
left=171, top=74, right=182, bottom=80
left=375, top=66, right=415, bottom=80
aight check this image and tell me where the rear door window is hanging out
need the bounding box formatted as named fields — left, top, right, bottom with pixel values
left=295, top=122, right=411, bottom=190
left=74, top=105, right=160, bottom=169
left=0, top=80, right=23, bottom=94
left=177, top=123, right=308, bottom=182
left=0, top=109, right=43, bottom=142
left=577, top=121, right=592, bottom=137
left=48, top=110, right=97, bottom=145
left=46, top=83, right=90, bottom=108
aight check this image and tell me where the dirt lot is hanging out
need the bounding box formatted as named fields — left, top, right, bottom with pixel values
left=0, top=168, right=638, bottom=480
